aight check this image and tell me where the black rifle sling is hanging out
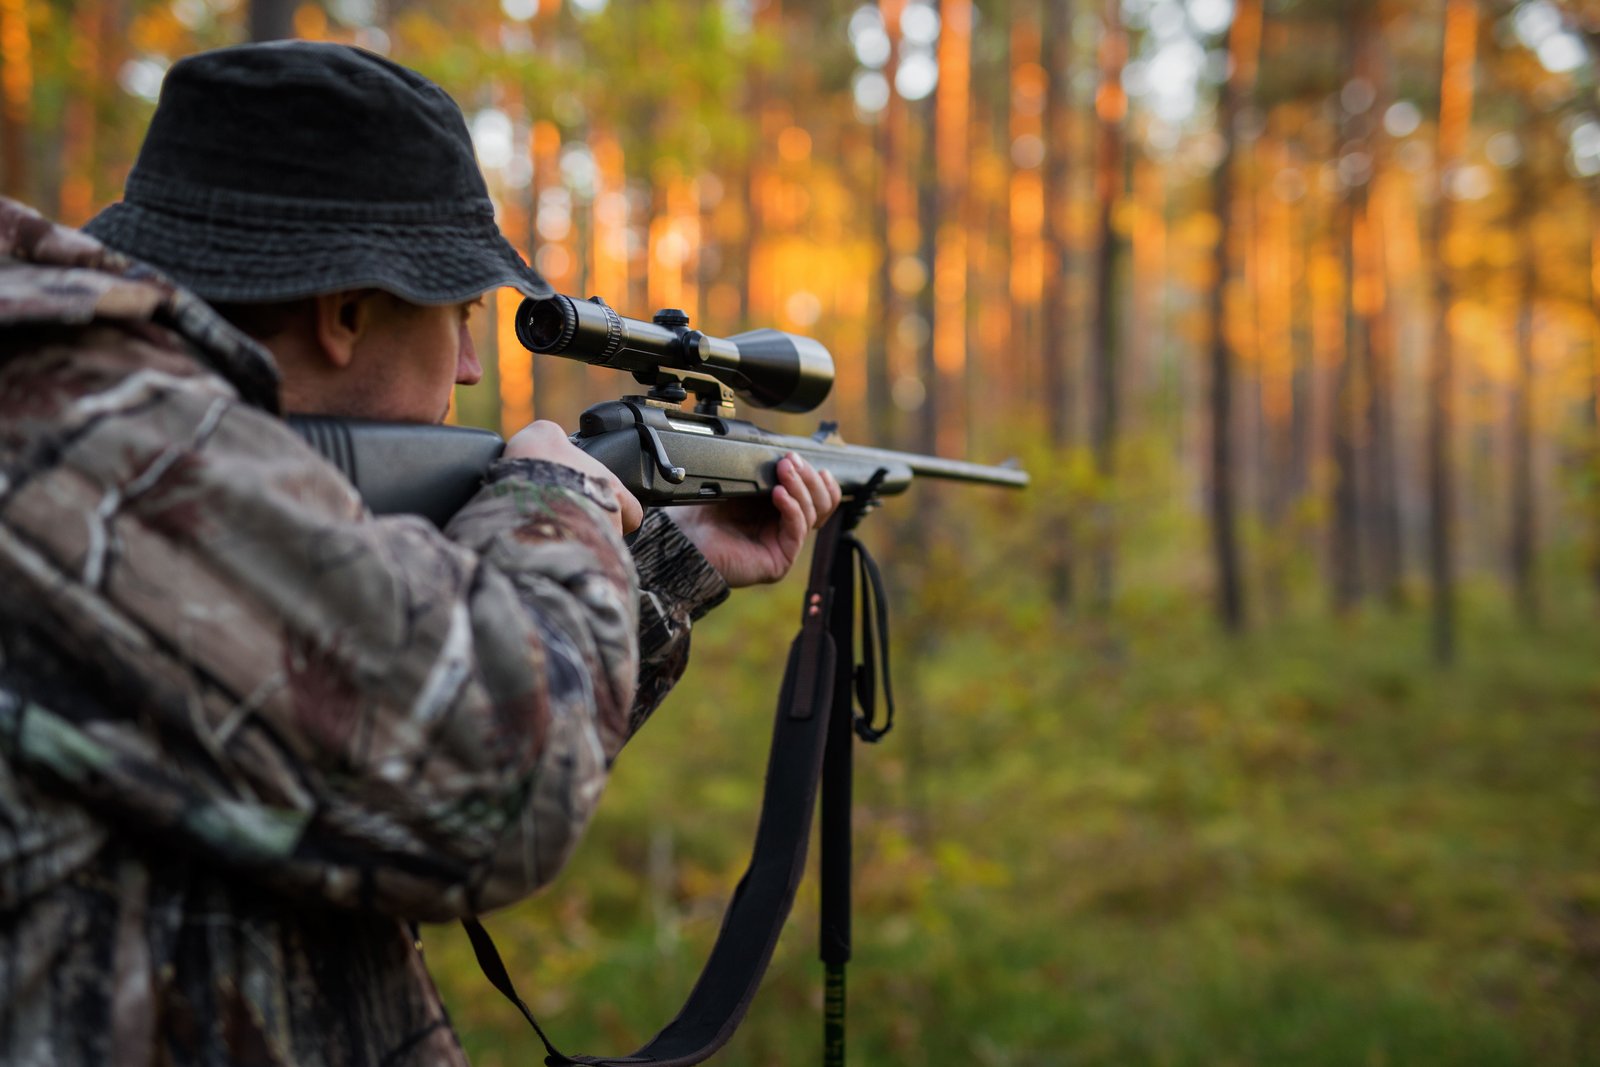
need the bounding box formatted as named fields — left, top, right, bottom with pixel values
left=464, top=505, right=856, bottom=1067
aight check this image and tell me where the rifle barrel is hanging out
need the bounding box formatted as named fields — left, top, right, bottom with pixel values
left=835, top=445, right=1029, bottom=489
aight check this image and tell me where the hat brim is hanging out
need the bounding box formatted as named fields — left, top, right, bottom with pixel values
left=83, top=198, right=551, bottom=306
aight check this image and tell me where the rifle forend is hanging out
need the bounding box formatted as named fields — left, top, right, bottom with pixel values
left=572, top=398, right=1027, bottom=506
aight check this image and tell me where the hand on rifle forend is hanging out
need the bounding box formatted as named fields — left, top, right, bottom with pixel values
left=669, top=452, right=841, bottom=588
left=504, top=420, right=645, bottom=537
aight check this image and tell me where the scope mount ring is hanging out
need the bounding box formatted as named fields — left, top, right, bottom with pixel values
left=644, top=370, right=734, bottom=415
left=685, top=372, right=736, bottom=415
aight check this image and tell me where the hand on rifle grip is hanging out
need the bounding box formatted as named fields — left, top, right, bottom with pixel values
left=504, top=420, right=644, bottom=537
left=670, top=452, right=842, bottom=588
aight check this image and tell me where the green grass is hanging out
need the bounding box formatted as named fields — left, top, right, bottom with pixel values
left=423, top=484, right=1600, bottom=1066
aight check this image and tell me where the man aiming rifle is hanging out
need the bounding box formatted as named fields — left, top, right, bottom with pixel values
left=0, top=41, right=840, bottom=1066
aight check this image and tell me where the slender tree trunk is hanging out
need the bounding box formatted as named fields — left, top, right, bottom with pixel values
left=1330, top=5, right=1372, bottom=614
left=1290, top=137, right=1315, bottom=511
left=0, top=0, right=32, bottom=201
left=915, top=98, right=939, bottom=462
left=1127, top=152, right=1165, bottom=441
left=1206, top=0, right=1263, bottom=633
left=1428, top=0, right=1478, bottom=665
left=872, top=1, right=908, bottom=446
left=249, top=0, right=296, bottom=41
left=933, top=0, right=972, bottom=458
left=739, top=1, right=783, bottom=328
left=1591, top=201, right=1600, bottom=612
left=1042, top=0, right=1074, bottom=449
left=1364, top=198, right=1404, bottom=605
left=1593, top=315, right=1600, bottom=615
left=1510, top=165, right=1539, bottom=624
left=528, top=120, right=571, bottom=418
left=1359, top=19, right=1403, bottom=606
left=1042, top=0, right=1076, bottom=610
left=1008, top=18, right=1043, bottom=442
left=57, top=0, right=100, bottom=225
left=1088, top=0, right=1126, bottom=615
left=1330, top=306, right=1363, bottom=612
left=1259, top=131, right=1295, bottom=620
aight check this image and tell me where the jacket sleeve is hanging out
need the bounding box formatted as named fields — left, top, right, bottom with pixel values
left=0, top=328, right=676, bottom=921
left=624, top=509, right=729, bottom=735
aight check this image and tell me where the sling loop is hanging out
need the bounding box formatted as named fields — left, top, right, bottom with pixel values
left=845, top=535, right=893, bottom=744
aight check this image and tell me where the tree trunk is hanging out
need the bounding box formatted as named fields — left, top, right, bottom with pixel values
left=1206, top=0, right=1262, bottom=633
left=1363, top=197, right=1404, bottom=606
left=1358, top=16, right=1403, bottom=606
left=1591, top=200, right=1600, bottom=613
left=1258, top=132, right=1295, bottom=620
left=1329, top=304, right=1363, bottom=613
left=1087, top=0, right=1126, bottom=615
left=869, top=98, right=897, bottom=444
left=1042, top=0, right=1075, bottom=610
left=1008, top=17, right=1043, bottom=446
left=1331, top=3, right=1385, bottom=615
left=1509, top=165, right=1538, bottom=624
left=933, top=0, right=972, bottom=459
left=1290, top=135, right=1315, bottom=514
left=0, top=0, right=33, bottom=201
left=1427, top=0, right=1478, bottom=665
left=872, top=0, right=908, bottom=447
left=915, top=97, right=939, bottom=463
left=249, top=0, right=296, bottom=41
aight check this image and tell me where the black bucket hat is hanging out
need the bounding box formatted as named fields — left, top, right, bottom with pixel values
left=84, top=41, right=550, bottom=306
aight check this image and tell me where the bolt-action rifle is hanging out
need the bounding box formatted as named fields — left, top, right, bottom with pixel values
left=289, top=295, right=1027, bottom=1067
left=289, top=294, right=1027, bottom=526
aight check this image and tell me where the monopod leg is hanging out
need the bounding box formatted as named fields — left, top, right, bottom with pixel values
left=819, top=540, right=856, bottom=1067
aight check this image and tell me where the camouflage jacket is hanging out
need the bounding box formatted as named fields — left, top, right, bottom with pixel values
left=0, top=198, right=729, bottom=1066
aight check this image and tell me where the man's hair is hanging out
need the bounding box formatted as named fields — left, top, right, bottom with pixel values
left=209, top=298, right=316, bottom=341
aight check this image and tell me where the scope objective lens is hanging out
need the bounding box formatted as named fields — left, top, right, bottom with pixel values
left=516, top=295, right=577, bottom=354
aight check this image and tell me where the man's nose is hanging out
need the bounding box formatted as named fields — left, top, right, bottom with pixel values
left=456, top=324, right=483, bottom=386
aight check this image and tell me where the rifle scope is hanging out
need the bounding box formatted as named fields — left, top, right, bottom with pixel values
left=516, top=294, right=834, bottom=413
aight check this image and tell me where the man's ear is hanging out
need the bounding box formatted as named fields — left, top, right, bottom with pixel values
left=311, top=290, right=376, bottom=369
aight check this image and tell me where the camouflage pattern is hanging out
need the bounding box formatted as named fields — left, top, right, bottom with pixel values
left=0, top=197, right=729, bottom=1065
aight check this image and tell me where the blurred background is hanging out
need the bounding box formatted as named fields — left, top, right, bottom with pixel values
left=6, top=0, right=1600, bottom=1062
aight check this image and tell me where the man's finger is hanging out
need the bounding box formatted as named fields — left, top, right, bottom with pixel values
left=822, top=470, right=841, bottom=519
left=782, top=454, right=819, bottom=531
left=772, top=483, right=806, bottom=565
left=616, top=488, right=644, bottom=535
left=794, top=461, right=834, bottom=528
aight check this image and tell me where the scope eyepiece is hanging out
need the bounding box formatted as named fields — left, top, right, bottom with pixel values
left=515, top=294, right=834, bottom=413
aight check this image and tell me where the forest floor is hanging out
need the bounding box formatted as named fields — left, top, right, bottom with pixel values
left=425, top=499, right=1600, bottom=1067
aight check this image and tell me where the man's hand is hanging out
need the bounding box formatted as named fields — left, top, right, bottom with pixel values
left=668, top=453, right=842, bottom=588
left=503, top=420, right=644, bottom=537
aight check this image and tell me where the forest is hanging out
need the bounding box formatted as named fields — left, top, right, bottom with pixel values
left=4, top=0, right=1599, bottom=1063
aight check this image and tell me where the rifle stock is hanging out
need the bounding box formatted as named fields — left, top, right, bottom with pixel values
left=288, top=416, right=503, bottom=527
